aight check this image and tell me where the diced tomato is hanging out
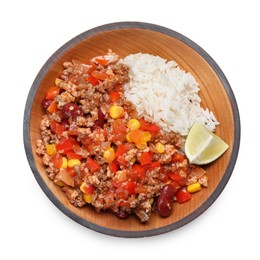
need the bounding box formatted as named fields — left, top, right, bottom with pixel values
left=50, top=121, right=65, bottom=136
left=51, top=154, right=63, bottom=169
left=45, top=86, right=60, bottom=100
left=169, top=172, right=183, bottom=182
left=47, top=101, right=59, bottom=113
left=175, top=189, right=191, bottom=203
left=139, top=118, right=160, bottom=136
left=140, top=152, right=152, bottom=165
left=67, top=152, right=82, bottom=160
left=108, top=161, right=119, bottom=174
left=56, top=137, right=74, bottom=154
left=172, top=152, right=185, bottom=162
left=124, top=181, right=136, bottom=195
left=86, top=157, right=100, bottom=173
left=87, top=75, right=99, bottom=86
left=91, top=70, right=109, bottom=81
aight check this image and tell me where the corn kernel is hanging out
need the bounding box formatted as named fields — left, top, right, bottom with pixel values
left=60, top=157, right=68, bottom=168
left=127, top=119, right=140, bottom=131
left=103, top=148, right=115, bottom=163
left=142, top=131, right=152, bottom=143
left=135, top=142, right=148, bottom=150
left=83, top=194, right=92, bottom=203
left=80, top=182, right=87, bottom=193
left=67, top=159, right=81, bottom=168
left=46, top=144, right=56, bottom=155
left=55, top=78, right=62, bottom=86
left=155, top=142, right=165, bottom=153
left=54, top=179, right=64, bottom=187
left=187, top=182, right=201, bottom=193
left=109, top=105, right=124, bottom=119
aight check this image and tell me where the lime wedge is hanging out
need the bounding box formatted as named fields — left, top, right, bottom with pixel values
left=184, top=122, right=229, bottom=165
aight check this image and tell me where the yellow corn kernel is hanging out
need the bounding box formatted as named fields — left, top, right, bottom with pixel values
left=55, top=78, right=62, bottom=86
left=103, top=148, right=115, bottom=163
left=155, top=142, right=165, bottom=153
left=187, top=182, right=201, bottom=193
left=80, top=182, right=87, bottom=193
left=109, top=105, right=124, bottom=119
left=135, top=142, right=148, bottom=150
left=60, top=157, right=68, bottom=168
left=127, top=119, right=140, bottom=131
left=54, top=179, right=64, bottom=187
left=83, top=194, right=92, bottom=203
left=46, top=144, right=56, bottom=155
left=67, top=159, right=81, bottom=168
left=142, top=131, right=152, bottom=143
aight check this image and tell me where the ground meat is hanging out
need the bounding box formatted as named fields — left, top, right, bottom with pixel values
left=36, top=139, right=45, bottom=155
left=62, top=187, right=86, bottom=207
left=56, top=91, right=75, bottom=108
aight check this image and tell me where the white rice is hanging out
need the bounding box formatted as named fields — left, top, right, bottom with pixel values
left=120, top=53, right=219, bottom=136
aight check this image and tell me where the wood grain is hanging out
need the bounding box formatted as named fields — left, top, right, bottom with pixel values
left=23, top=22, right=240, bottom=237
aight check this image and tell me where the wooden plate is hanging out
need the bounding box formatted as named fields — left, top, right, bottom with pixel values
left=23, top=22, right=240, bottom=237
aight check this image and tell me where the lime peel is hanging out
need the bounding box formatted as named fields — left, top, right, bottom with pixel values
left=184, top=122, right=229, bottom=165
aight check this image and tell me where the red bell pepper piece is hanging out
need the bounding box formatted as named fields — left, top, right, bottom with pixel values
left=86, top=157, right=100, bottom=173
left=45, top=86, right=60, bottom=100
left=56, top=137, right=74, bottom=154
left=140, top=152, right=152, bottom=165
left=124, top=181, right=136, bottom=195
left=175, top=189, right=191, bottom=203
left=109, top=91, right=121, bottom=102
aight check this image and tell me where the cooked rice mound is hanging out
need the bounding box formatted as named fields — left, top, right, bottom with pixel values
left=120, top=53, right=219, bottom=136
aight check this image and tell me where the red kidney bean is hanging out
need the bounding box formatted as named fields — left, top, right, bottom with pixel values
left=61, top=119, right=70, bottom=130
left=160, top=184, right=175, bottom=200
left=62, top=103, right=83, bottom=119
left=157, top=194, right=173, bottom=218
left=114, top=210, right=129, bottom=219
left=95, top=109, right=105, bottom=128
left=42, top=99, right=52, bottom=109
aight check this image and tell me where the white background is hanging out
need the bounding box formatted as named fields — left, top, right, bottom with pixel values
left=1, top=0, right=259, bottom=259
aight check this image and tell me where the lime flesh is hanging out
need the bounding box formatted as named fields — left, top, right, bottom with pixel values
left=184, top=122, right=229, bottom=165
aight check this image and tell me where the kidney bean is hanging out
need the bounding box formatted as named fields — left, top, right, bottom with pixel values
left=62, top=103, right=83, bottom=119
left=160, top=184, right=175, bottom=200
left=114, top=210, right=129, bottom=219
left=42, top=99, right=52, bottom=109
left=157, top=194, right=173, bottom=218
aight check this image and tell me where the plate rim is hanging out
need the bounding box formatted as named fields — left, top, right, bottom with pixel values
left=23, top=21, right=241, bottom=238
